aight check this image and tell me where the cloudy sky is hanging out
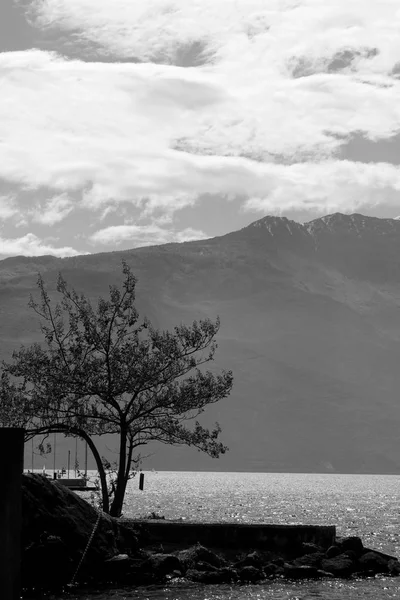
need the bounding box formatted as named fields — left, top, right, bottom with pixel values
left=1, top=0, right=400, bottom=258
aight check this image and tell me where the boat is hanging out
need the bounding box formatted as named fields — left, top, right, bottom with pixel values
left=57, top=477, right=98, bottom=491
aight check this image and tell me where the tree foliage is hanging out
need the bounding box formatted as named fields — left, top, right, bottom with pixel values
left=0, top=261, right=233, bottom=516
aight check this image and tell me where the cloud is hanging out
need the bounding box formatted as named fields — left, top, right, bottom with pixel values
left=0, top=232, right=82, bottom=258
left=0, top=195, right=19, bottom=221
left=243, top=160, right=400, bottom=214
left=0, top=50, right=226, bottom=212
left=32, top=192, right=74, bottom=225
left=89, top=223, right=207, bottom=247
left=0, top=1, right=399, bottom=224
left=26, top=1, right=400, bottom=73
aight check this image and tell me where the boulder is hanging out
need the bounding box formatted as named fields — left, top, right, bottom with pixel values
left=21, top=474, right=140, bottom=588
left=342, top=549, right=358, bottom=562
left=325, top=545, right=342, bottom=559
left=238, top=565, right=264, bottom=582
left=352, top=570, right=376, bottom=579
left=297, top=542, right=324, bottom=556
left=388, top=559, right=400, bottom=576
left=321, top=555, right=356, bottom=577
left=283, top=564, right=319, bottom=579
left=143, top=553, right=183, bottom=577
left=293, top=552, right=325, bottom=568
left=195, top=561, right=219, bottom=572
left=358, top=551, right=390, bottom=574
left=23, top=535, right=75, bottom=589
left=234, top=550, right=263, bottom=569
left=263, top=562, right=283, bottom=578
left=177, top=544, right=226, bottom=570
left=316, top=570, right=335, bottom=578
left=186, top=567, right=237, bottom=584
left=101, top=555, right=137, bottom=584
left=337, top=536, right=364, bottom=557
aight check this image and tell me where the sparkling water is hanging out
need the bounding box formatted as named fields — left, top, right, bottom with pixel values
left=61, top=472, right=400, bottom=599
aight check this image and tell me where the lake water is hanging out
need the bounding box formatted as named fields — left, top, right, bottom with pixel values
left=61, top=471, right=400, bottom=600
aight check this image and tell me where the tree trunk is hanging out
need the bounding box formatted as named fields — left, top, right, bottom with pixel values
left=110, top=428, right=128, bottom=517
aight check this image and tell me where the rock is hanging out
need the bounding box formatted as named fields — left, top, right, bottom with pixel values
left=316, top=570, right=335, bottom=578
left=272, top=557, right=285, bottom=567
left=298, top=542, right=324, bottom=556
left=107, top=553, right=130, bottom=561
left=195, top=561, right=219, bottom=572
left=326, top=545, right=342, bottom=559
left=177, top=544, right=226, bottom=570
left=186, top=567, right=237, bottom=584
left=352, top=570, right=376, bottom=578
left=388, top=559, right=400, bottom=576
left=283, top=564, right=319, bottom=579
left=101, top=555, right=136, bottom=583
left=234, top=550, right=263, bottom=569
left=337, top=536, right=364, bottom=557
left=263, top=562, right=281, bottom=578
left=358, top=551, right=389, bottom=574
left=166, top=570, right=184, bottom=580
left=21, top=474, right=141, bottom=588
left=115, top=521, right=140, bottom=554
left=22, top=535, right=74, bottom=588
left=238, top=565, right=264, bottom=582
left=342, top=550, right=358, bottom=562
left=321, top=555, right=356, bottom=577
left=143, top=553, right=183, bottom=576
left=293, top=552, right=325, bottom=568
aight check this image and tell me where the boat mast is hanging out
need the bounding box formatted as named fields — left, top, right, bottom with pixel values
left=84, top=440, right=88, bottom=479
left=74, top=436, right=78, bottom=477
left=53, top=432, right=56, bottom=477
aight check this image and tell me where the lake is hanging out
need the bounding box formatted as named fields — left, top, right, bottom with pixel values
left=60, top=471, right=400, bottom=599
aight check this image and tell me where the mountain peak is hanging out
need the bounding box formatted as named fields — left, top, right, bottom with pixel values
left=246, top=215, right=303, bottom=237
left=305, top=212, right=400, bottom=237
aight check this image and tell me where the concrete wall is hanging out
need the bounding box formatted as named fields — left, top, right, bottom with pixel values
left=138, top=521, right=336, bottom=557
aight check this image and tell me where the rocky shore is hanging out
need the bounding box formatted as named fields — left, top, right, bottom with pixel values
left=21, top=474, right=400, bottom=595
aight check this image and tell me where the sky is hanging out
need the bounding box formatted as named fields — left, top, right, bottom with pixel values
left=1, top=0, right=400, bottom=258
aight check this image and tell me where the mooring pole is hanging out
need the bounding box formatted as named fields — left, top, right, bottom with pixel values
left=0, top=427, right=24, bottom=600
left=139, top=472, right=145, bottom=491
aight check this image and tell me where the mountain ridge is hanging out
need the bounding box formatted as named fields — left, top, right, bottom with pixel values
left=4, top=211, right=400, bottom=266
left=2, top=212, right=400, bottom=474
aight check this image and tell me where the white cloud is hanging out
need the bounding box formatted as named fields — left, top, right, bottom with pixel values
left=0, top=50, right=225, bottom=212
left=27, top=1, right=400, bottom=75
left=0, top=195, right=19, bottom=221
left=32, top=192, right=74, bottom=225
left=243, top=160, right=400, bottom=214
left=0, top=233, right=82, bottom=258
left=0, top=1, right=399, bottom=223
left=89, top=223, right=207, bottom=246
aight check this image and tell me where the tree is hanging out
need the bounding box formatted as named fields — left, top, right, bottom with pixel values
left=0, top=261, right=233, bottom=517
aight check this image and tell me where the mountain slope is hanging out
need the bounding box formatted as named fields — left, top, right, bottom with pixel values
left=2, top=213, right=400, bottom=474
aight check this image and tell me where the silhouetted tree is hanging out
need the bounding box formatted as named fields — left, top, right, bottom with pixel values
left=0, top=261, right=233, bottom=516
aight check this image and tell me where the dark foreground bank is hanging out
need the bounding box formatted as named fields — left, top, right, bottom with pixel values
left=21, top=475, right=400, bottom=597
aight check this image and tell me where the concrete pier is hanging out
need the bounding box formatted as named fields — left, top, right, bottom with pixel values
left=0, top=428, right=24, bottom=600
left=135, top=520, right=336, bottom=557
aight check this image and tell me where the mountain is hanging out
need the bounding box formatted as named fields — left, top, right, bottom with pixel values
left=3, top=212, right=400, bottom=474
